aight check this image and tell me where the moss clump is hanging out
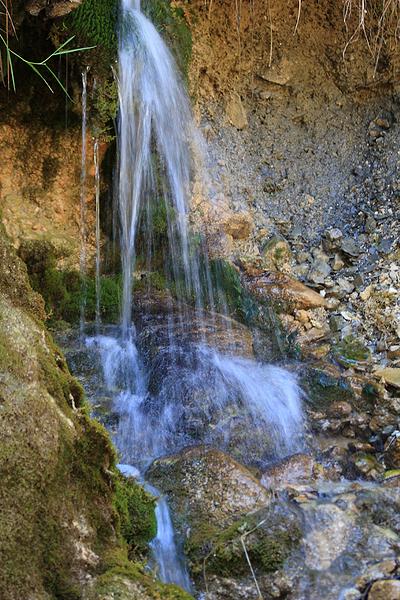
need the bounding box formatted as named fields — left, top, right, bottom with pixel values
left=92, top=555, right=193, bottom=599
left=332, top=335, right=371, bottom=368
left=92, top=77, right=119, bottom=140
left=19, top=239, right=121, bottom=324
left=114, top=475, right=157, bottom=555
left=185, top=504, right=302, bottom=580
left=66, top=0, right=118, bottom=51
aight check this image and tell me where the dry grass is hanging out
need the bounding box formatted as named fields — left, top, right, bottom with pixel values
left=342, top=0, right=400, bottom=71
left=204, top=0, right=399, bottom=72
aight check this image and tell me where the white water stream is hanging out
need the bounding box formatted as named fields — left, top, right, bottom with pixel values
left=79, top=0, right=305, bottom=592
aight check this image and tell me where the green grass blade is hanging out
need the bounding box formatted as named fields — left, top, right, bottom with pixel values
left=28, top=63, right=54, bottom=93
left=44, top=63, right=72, bottom=99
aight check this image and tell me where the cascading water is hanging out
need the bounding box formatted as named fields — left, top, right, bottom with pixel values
left=79, top=68, right=89, bottom=334
left=94, top=138, right=101, bottom=330
left=78, top=0, right=305, bottom=592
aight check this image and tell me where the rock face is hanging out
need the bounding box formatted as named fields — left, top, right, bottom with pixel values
left=0, top=118, right=96, bottom=271
left=0, top=230, right=114, bottom=599
left=261, top=453, right=324, bottom=489
left=147, top=446, right=271, bottom=533
left=368, top=580, right=400, bottom=600
left=247, top=271, right=327, bottom=310
left=147, top=446, right=302, bottom=592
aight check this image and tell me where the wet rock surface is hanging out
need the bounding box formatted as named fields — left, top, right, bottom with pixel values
left=146, top=444, right=400, bottom=600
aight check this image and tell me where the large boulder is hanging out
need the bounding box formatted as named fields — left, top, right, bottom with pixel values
left=147, top=446, right=271, bottom=534
left=147, top=446, right=302, bottom=590
left=246, top=271, right=326, bottom=311
left=261, top=453, right=325, bottom=490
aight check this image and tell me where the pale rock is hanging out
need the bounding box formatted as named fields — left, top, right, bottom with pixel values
left=375, top=368, right=400, bottom=389
left=226, top=93, right=248, bottom=129
left=368, top=580, right=400, bottom=600
left=337, top=277, right=355, bottom=295
left=295, top=309, right=310, bottom=324
left=247, top=272, right=327, bottom=311
left=332, top=253, right=345, bottom=271
left=221, top=212, right=253, bottom=240
left=360, top=285, right=373, bottom=300
left=261, top=454, right=324, bottom=489
left=308, top=259, right=331, bottom=284
left=355, top=559, right=396, bottom=589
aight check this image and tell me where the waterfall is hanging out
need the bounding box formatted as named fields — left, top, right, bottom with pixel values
left=94, top=139, right=101, bottom=331
left=79, top=68, right=89, bottom=334
left=117, top=0, right=200, bottom=337
left=77, top=0, right=305, bottom=591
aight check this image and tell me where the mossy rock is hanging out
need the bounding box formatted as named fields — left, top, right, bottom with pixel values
left=186, top=502, right=302, bottom=580
left=302, top=366, right=355, bottom=410
left=114, top=475, right=157, bottom=555
left=19, top=238, right=122, bottom=324
left=91, top=553, right=193, bottom=599
left=332, top=335, right=371, bottom=368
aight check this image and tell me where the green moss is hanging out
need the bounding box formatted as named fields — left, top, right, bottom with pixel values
left=332, top=335, right=371, bottom=368
left=114, top=475, right=157, bottom=554
left=186, top=509, right=301, bottom=579
left=94, top=548, right=193, bottom=599
left=19, top=238, right=122, bottom=324
left=66, top=0, right=118, bottom=51
left=92, top=77, right=119, bottom=139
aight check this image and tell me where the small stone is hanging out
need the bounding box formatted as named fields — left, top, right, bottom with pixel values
left=367, top=580, right=400, bottom=600
left=330, top=315, right=346, bottom=332
left=323, top=228, right=343, bottom=253
left=374, top=117, right=391, bottom=129
left=384, top=431, right=400, bottom=469
left=226, top=93, right=248, bottom=129
left=341, top=237, right=361, bottom=257
left=308, top=259, right=331, bottom=284
left=337, top=278, right=355, bottom=295
left=353, top=273, right=364, bottom=288
left=326, top=297, right=340, bottom=310
left=360, top=285, right=373, bottom=301
left=327, top=401, right=352, bottom=418
left=332, top=254, right=344, bottom=271
left=261, top=453, right=323, bottom=489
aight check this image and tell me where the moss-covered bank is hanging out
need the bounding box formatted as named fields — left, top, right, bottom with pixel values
left=0, top=226, right=191, bottom=599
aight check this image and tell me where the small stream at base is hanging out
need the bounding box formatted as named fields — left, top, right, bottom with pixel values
left=118, top=464, right=192, bottom=592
